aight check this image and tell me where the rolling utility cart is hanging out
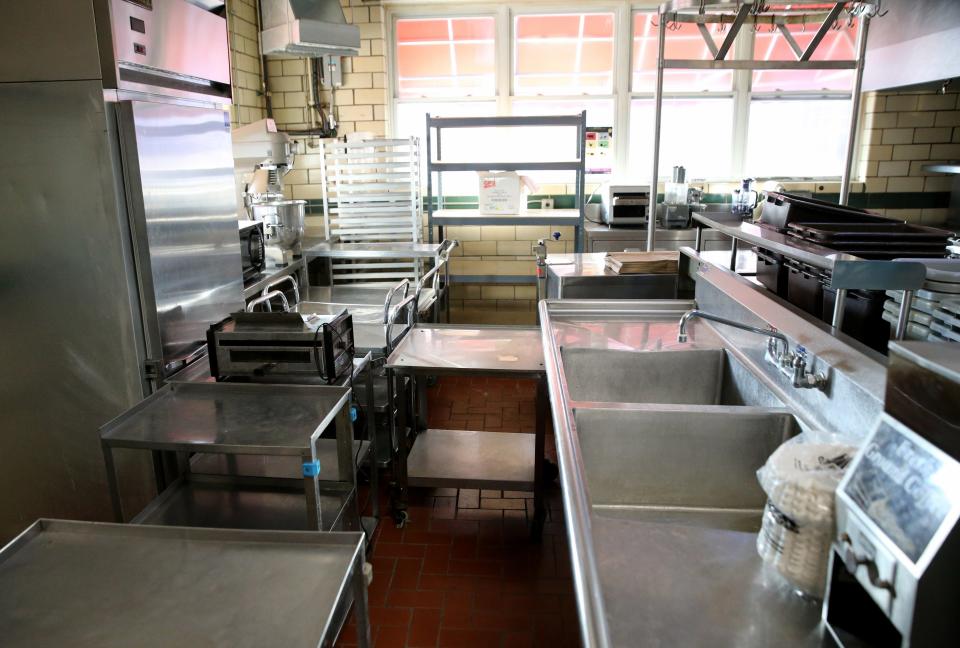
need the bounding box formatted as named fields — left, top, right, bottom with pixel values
left=0, top=519, right=371, bottom=648
left=100, top=382, right=360, bottom=533
left=385, top=325, right=548, bottom=538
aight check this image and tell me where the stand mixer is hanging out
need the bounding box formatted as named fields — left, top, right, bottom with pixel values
left=232, top=118, right=304, bottom=266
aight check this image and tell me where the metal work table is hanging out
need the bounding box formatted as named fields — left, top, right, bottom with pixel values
left=243, top=257, right=305, bottom=300
left=584, top=220, right=731, bottom=254
left=302, top=240, right=443, bottom=259
left=164, top=351, right=383, bottom=524
left=693, top=211, right=928, bottom=331
left=385, top=325, right=548, bottom=536
left=100, top=382, right=359, bottom=532
left=0, top=519, right=370, bottom=648
left=543, top=253, right=678, bottom=300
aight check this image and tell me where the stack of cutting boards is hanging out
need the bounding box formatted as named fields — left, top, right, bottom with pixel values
left=604, top=251, right=679, bottom=275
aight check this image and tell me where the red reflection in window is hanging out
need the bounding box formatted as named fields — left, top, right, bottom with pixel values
left=515, top=13, right=615, bottom=96
left=396, top=17, right=495, bottom=98
left=752, top=22, right=856, bottom=91
left=632, top=13, right=732, bottom=93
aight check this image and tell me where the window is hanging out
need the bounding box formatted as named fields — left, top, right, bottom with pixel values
left=630, top=13, right=736, bottom=179
left=745, top=21, right=856, bottom=176
left=396, top=17, right=495, bottom=98
left=390, top=6, right=860, bottom=186
left=632, top=14, right=732, bottom=93
left=514, top=13, right=615, bottom=96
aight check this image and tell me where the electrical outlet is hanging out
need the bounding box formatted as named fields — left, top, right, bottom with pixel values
left=541, top=198, right=554, bottom=209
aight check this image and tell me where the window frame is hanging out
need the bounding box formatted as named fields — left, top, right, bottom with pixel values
left=386, top=2, right=858, bottom=183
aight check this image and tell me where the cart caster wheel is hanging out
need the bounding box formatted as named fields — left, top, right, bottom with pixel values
left=530, top=524, right=544, bottom=544
left=363, top=561, right=374, bottom=587
left=544, top=459, right=559, bottom=482
left=394, top=510, right=409, bottom=528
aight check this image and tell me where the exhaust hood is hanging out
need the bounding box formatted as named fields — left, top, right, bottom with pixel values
left=260, top=0, right=360, bottom=57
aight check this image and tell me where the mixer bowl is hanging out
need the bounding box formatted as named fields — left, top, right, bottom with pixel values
left=255, top=199, right=305, bottom=250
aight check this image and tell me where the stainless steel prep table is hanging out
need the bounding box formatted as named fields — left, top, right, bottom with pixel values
left=100, top=382, right=359, bottom=532
left=544, top=253, right=678, bottom=300
left=301, top=239, right=453, bottom=322
left=0, top=519, right=370, bottom=648
left=303, top=240, right=445, bottom=259
left=165, top=352, right=383, bottom=521
left=584, top=220, right=731, bottom=253
left=385, top=325, right=548, bottom=537
left=242, top=257, right=306, bottom=300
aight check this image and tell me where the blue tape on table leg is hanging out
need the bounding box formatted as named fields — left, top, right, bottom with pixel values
left=302, top=460, right=321, bottom=477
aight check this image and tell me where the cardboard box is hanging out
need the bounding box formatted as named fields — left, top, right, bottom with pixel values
left=478, top=172, right=537, bottom=215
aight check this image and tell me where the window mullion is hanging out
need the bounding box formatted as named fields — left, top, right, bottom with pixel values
left=730, top=25, right=753, bottom=180
left=614, top=5, right=632, bottom=175
left=497, top=6, right=511, bottom=116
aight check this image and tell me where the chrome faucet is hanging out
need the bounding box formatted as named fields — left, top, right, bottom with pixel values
left=677, top=309, right=827, bottom=390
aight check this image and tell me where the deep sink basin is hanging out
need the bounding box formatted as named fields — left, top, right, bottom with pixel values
left=561, top=347, right=776, bottom=406
left=574, top=407, right=796, bottom=514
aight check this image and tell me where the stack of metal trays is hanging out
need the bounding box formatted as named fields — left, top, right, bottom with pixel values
left=885, top=259, right=960, bottom=342
left=786, top=222, right=953, bottom=260
left=931, top=300, right=960, bottom=343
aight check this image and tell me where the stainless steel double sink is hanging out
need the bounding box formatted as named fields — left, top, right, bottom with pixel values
left=561, top=346, right=798, bottom=531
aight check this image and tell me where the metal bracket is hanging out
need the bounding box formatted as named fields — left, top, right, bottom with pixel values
left=800, top=2, right=845, bottom=61
left=143, top=359, right=163, bottom=383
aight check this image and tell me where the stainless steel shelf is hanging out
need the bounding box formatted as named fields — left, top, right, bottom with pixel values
left=407, top=429, right=535, bottom=490
left=189, top=440, right=371, bottom=482
left=386, top=325, right=545, bottom=377
left=302, top=240, right=443, bottom=259
left=431, top=208, right=581, bottom=227
left=242, top=257, right=305, bottom=299
left=427, top=114, right=585, bottom=128
left=426, top=111, right=587, bottom=253
left=131, top=479, right=356, bottom=532
left=0, top=519, right=368, bottom=648
left=100, top=382, right=350, bottom=454
left=692, top=212, right=927, bottom=291
left=922, top=163, right=960, bottom=175
left=429, top=161, right=582, bottom=172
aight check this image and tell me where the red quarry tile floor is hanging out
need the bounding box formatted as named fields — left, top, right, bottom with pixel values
left=337, top=376, right=581, bottom=648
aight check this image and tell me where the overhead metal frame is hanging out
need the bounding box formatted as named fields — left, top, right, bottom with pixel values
left=647, top=1, right=877, bottom=252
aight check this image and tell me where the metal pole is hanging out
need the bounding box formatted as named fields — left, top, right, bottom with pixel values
left=839, top=17, right=870, bottom=205
left=729, top=237, right=739, bottom=272
left=832, top=288, right=848, bottom=330
left=425, top=114, right=434, bottom=244
left=894, top=290, right=914, bottom=341
left=647, top=7, right=667, bottom=252
left=694, top=225, right=703, bottom=252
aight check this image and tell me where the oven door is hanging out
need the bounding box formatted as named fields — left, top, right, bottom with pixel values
left=240, top=222, right=266, bottom=279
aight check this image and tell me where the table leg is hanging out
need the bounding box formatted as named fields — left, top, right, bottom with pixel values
left=304, top=448, right=323, bottom=531
left=532, top=376, right=548, bottom=541
left=102, top=443, right=124, bottom=522
left=352, top=545, right=373, bottom=648
left=365, top=358, right=379, bottom=520
left=336, top=405, right=361, bottom=532
left=389, top=369, right=409, bottom=526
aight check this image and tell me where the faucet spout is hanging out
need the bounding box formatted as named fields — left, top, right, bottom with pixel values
left=677, top=309, right=788, bottom=356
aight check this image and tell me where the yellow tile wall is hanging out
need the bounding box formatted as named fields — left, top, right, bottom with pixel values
left=227, top=0, right=267, bottom=127
left=856, top=88, right=960, bottom=226
left=262, top=0, right=387, bottom=136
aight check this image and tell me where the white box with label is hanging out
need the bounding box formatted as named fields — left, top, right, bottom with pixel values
left=478, top=172, right=530, bottom=215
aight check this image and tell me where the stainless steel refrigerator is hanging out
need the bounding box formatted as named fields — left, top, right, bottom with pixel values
left=0, top=0, right=244, bottom=542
